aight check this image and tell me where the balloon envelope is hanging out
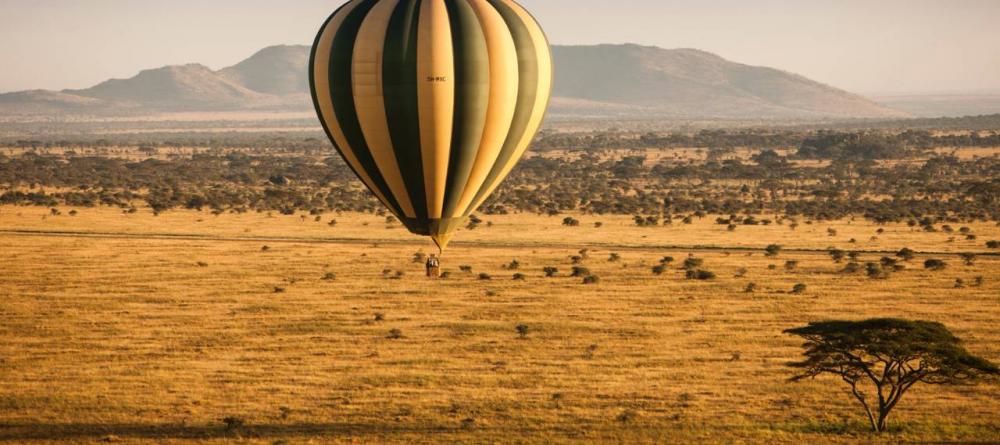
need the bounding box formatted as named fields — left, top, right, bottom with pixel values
left=310, top=0, right=552, bottom=251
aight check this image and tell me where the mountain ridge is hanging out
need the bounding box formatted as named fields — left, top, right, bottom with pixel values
left=0, top=43, right=908, bottom=119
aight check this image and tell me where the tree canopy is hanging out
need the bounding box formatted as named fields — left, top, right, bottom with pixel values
left=785, top=318, right=999, bottom=432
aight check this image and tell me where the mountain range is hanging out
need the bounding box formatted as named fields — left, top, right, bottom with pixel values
left=0, top=43, right=909, bottom=120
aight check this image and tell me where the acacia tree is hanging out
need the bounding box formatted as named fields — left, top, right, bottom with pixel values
left=784, top=318, right=998, bottom=433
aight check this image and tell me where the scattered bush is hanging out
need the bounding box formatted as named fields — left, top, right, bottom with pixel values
left=828, top=248, right=846, bottom=263
left=682, top=257, right=704, bottom=270
left=516, top=324, right=530, bottom=339
left=387, top=328, right=404, bottom=339
left=865, top=262, right=890, bottom=279
left=608, top=253, right=621, bottom=262
left=513, top=273, right=526, bottom=281
left=765, top=244, right=782, bottom=257
left=582, top=275, right=600, bottom=284
left=896, top=247, right=916, bottom=261
left=543, top=267, right=558, bottom=277
left=478, top=273, right=492, bottom=281
left=791, top=283, right=808, bottom=294
left=784, top=260, right=798, bottom=271
left=322, top=272, right=336, bottom=281
left=222, top=416, right=246, bottom=432
left=686, top=270, right=716, bottom=280
left=562, top=217, right=580, bottom=227
left=986, top=240, right=1000, bottom=249
left=652, top=264, right=668, bottom=275
left=571, top=266, right=591, bottom=277
left=744, top=282, right=757, bottom=293
left=924, top=259, right=947, bottom=271
left=460, top=265, right=473, bottom=273
left=960, top=253, right=977, bottom=266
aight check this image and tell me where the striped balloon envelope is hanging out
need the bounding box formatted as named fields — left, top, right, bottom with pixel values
left=310, top=0, right=552, bottom=252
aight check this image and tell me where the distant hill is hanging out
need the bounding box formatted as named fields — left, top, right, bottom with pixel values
left=218, top=45, right=311, bottom=96
left=873, top=93, right=1000, bottom=118
left=0, top=43, right=909, bottom=120
left=550, top=44, right=906, bottom=119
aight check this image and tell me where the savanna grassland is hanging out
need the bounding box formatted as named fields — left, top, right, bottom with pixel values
left=1, top=205, right=998, bottom=444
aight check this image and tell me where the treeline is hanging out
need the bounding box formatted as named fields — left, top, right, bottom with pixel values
left=532, top=128, right=1000, bottom=156
left=3, top=148, right=998, bottom=224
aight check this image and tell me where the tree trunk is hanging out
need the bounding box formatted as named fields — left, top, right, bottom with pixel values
left=877, top=411, right=889, bottom=432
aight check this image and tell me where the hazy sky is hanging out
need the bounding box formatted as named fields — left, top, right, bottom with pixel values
left=1, top=0, right=998, bottom=95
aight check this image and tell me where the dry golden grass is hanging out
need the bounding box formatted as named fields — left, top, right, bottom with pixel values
left=1, top=206, right=998, bottom=444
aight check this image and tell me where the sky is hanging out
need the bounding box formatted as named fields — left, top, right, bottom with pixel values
left=1, top=0, right=998, bottom=95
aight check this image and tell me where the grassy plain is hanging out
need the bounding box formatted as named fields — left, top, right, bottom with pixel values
left=1, top=206, right=998, bottom=444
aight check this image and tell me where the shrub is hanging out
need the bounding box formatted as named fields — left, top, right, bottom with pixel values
left=685, top=270, right=716, bottom=280
left=505, top=260, right=521, bottom=270
left=273, top=286, right=286, bottom=293
left=571, top=266, right=590, bottom=277
left=842, top=262, right=862, bottom=274
left=582, top=275, right=600, bottom=284
left=744, top=282, right=757, bottom=293
left=784, top=260, right=798, bottom=271
left=413, top=252, right=426, bottom=263
left=652, top=265, right=668, bottom=275
left=960, top=253, right=976, bottom=266
left=562, top=217, right=580, bottom=227
left=986, top=240, right=1000, bottom=249
left=513, top=273, right=526, bottom=281
left=791, top=283, right=807, bottom=294
left=865, top=262, right=890, bottom=279
left=516, top=324, right=530, bottom=339
left=478, top=273, right=492, bottom=280
left=608, top=253, right=621, bottom=262
left=828, top=248, right=846, bottom=263
left=222, top=416, right=246, bottom=432
left=322, top=272, right=336, bottom=281
left=896, top=247, right=916, bottom=261
left=924, top=259, right=947, bottom=271
left=543, top=267, right=558, bottom=277
left=734, top=267, right=748, bottom=278
left=374, top=312, right=385, bottom=322
left=460, top=265, right=473, bottom=273
left=765, top=244, right=782, bottom=257
left=682, top=257, right=704, bottom=270
left=387, top=328, right=404, bottom=339
left=880, top=257, right=904, bottom=271
left=660, top=256, right=675, bottom=265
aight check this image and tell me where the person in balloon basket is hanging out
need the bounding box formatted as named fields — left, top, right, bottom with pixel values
left=426, top=255, right=442, bottom=278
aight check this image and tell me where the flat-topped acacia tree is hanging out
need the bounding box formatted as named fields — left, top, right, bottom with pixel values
left=784, top=318, right=999, bottom=433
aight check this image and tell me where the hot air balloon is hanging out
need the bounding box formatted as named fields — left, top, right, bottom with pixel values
left=309, top=0, right=552, bottom=253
